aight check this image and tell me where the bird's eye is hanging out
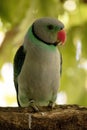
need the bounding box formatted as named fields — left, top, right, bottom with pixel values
left=47, top=25, right=54, bottom=30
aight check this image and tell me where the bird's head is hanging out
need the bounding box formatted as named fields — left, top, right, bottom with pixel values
left=32, top=17, right=66, bottom=46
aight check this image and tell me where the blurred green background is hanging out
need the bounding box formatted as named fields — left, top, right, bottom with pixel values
left=0, top=0, right=87, bottom=106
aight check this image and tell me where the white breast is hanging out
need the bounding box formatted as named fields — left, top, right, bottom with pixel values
left=18, top=42, right=60, bottom=106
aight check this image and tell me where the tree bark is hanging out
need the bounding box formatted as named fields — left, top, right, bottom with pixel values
left=0, top=105, right=87, bottom=130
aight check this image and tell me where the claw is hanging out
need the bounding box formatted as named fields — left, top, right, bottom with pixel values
left=48, top=101, right=55, bottom=109
left=29, top=100, right=39, bottom=112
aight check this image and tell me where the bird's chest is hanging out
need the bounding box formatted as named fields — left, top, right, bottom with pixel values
left=18, top=47, right=60, bottom=89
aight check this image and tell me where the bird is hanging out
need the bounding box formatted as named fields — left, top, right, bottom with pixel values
left=13, top=17, right=66, bottom=111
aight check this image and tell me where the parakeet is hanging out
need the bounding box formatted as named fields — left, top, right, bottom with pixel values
left=13, top=17, right=66, bottom=111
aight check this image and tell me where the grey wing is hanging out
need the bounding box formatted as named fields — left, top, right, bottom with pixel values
left=13, top=46, right=26, bottom=106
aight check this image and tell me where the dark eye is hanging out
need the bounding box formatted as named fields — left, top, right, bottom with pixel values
left=47, top=25, right=54, bottom=30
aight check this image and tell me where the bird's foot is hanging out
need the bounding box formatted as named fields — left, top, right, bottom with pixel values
left=29, top=100, right=39, bottom=112
left=48, top=101, right=55, bottom=109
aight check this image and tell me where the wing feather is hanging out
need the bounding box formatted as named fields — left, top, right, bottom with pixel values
left=13, top=46, right=26, bottom=106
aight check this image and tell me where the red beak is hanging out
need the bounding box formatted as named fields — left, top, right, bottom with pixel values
left=57, top=30, right=66, bottom=45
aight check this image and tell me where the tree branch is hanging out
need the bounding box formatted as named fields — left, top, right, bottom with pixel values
left=0, top=105, right=87, bottom=130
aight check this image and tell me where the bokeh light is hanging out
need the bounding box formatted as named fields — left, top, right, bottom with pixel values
left=0, top=63, right=17, bottom=106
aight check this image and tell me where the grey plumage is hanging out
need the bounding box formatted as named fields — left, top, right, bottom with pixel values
left=13, top=17, right=64, bottom=111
